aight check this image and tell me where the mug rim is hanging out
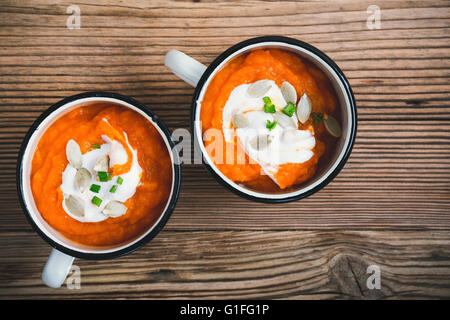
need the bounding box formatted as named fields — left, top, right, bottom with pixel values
left=190, top=35, right=357, bottom=203
left=16, top=91, right=182, bottom=260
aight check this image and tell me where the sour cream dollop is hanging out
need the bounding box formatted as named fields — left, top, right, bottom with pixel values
left=60, top=129, right=142, bottom=223
left=222, top=80, right=316, bottom=184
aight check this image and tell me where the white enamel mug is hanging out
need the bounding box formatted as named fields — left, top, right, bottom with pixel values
left=165, top=36, right=357, bottom=203
left=17, top=92, right=181, bottom=288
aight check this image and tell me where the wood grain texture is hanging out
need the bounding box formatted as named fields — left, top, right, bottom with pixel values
left=0, top=0, right=449, bottom=299
left=1, top=230, right=449, bottom=299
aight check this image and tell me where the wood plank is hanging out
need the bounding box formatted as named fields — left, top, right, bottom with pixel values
left=0, top=230, right=449, bottom=299
left=0, top=0, right=449, bottom=299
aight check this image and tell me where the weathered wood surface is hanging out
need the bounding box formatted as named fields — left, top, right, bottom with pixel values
left=1, top=230, right=450, bottom=299
left=0, top=0, right=449, bottom=299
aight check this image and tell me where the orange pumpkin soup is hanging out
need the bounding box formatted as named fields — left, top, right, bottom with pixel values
left=31, top=102, right=173, bottom=246
left=200, top=48, right=341, bottom=193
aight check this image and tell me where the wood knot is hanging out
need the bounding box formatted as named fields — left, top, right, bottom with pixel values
left=147, top=269, right=177, bottom=281
left=328, top=253, right=389, bottom=299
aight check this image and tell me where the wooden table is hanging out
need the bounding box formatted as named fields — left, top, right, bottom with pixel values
left=0, top=0, right=449, bottom=299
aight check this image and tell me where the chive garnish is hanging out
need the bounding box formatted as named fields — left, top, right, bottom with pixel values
left=263, top=96, right=272, bottom=104
left=89, top=184, right=101, bottom=193
left=264, top=104, right=276, bottom=113
left=107, top=173, right=113, bottom=181
left=92, top=144, right=101, bottom=149
left=117, top=176, right=123, bottom=185
left=282, top=102, right=296, bottom=117
left=98, top=171, right=108, bottom=182
left=312, top=112, right=324, bottom=125
left=91, top=196, right=102, bottom=207
left=263, top=96, right=276, bottom=113
left=109, top=185, right=118, bottom=193
left=266, top=120, right=277, bottom=131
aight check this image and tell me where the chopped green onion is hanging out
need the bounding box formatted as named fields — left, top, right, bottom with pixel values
left=92, top=144, right=101, bottom=149
left=117, top=176, right=123, bottom=185
left=98, top=171, right=108, bottom=182
left=109, top=185, right=118, bottom=193
left=89, top=184, right=101, bottom=193
left=264, top=103, right=276, bottom=113
left=312, top=112, right=324, bottom=125
left=282, top=102, right=296, bottom=117
left=266, top=120, right=277, bottom=131
left=91, top=196, right=102, bottom=207
left=263, top=96, right=272, bottom=104
left=107, top=173, right=113, bottom=181
left=263, top=96, right=276, bottom=113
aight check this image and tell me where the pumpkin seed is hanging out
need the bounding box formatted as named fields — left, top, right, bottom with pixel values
left=66, top=139, right=82, bottom=169
left=281, top=81, right=297, bottom=103
left=247, top=80, right=272, bottom=98
left=296, top=93, right=312, bottom=124
left=93, top=154, right=109, bottom=172
left=65, top=195, right=84, bottom=217
left=273, top=112, right=297, bottom=129
left=248, top=134, right=272, bottom=150
left=231, top=113, right=249, bottom=128
left=324, top=115, right=342, bottom=137
left=75, top=168, right=92, bottom=193
left=102, top=201, right=128, bottom=218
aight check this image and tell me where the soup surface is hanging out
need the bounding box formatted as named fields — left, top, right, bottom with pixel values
left=31, top=102, right=173, bottom=246
left=200, top=48, right=341, bottom=193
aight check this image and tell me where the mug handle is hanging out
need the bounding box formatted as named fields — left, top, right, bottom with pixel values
left=165, top=49, right=207, bottom=87
left=41, top=248, right=74, bottom=288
